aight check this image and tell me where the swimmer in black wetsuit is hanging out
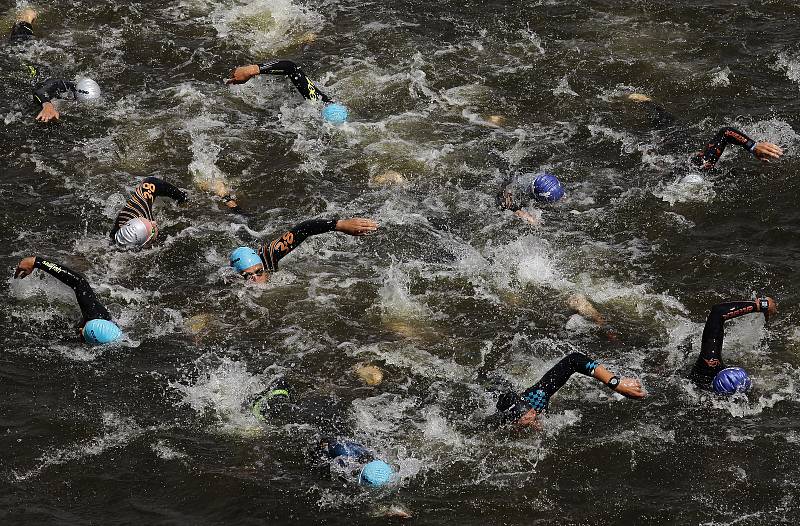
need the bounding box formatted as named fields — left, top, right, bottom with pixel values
left=33, top=76, right=102, bottom=122
left=13, top=256, right=122, bottom=344
left=8, top=8, right=36, bottom=44
left=493, top=352, right=646, bottom=428
left=692, top=127, right=783, bottom=170
left=110, top=177, right=188, bottom=249
left=689, top=297, right=776, bottom=391
left=229, top=217, right=378, bottom=284
left=225, top=59, right=331, bottom=102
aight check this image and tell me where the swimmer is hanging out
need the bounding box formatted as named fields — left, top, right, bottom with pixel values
left=33, top=77, right=102, bottom=122
left=8, top=8, right=37, bottom=44
left=110, top=177, right=188, bottom=249
left=496, top=172, right=565, bottom=224
left=247, top=378, right=396, bottom=488
left=692, top=127, right=783, bottom=170
left=624, top=92, right=675, bottom=127
left=13, top=257, right=122, bottom=345
left=493, top=352, right=646, bottom=428
left=230, top=217, right=378, bottom=284
left=566, top=293, right=618, bottom=340
left=195, top=178, right=244, bottom=215
left=225, top=59, right=349, bottom=123
left=689, top=297, right=776, bottom=394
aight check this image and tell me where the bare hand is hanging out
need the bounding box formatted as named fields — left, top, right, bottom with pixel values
left=516, top=408, right=543, bottom=430
left=614, top=378, right=647, bottom=399
left=335, top=218, right=378, bottom=236
left=514, top=210, right=541, bottom=225
left=14, top=257, right=36, bottom=279
left=753, top=142, right=783, bottom=162
left=224, top=65, right=260, bottom=85
left=36, top=102, right=59, bottom=122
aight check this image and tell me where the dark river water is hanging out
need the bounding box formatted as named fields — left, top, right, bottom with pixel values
left=2, top=0, right=800, bottom=524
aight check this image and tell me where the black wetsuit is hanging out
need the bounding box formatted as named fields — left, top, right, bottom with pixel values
left=33, top=257, right=111, bottom=326
left=496, top=352, right=604, bottom=423
left=110, top=177, right=187, bottom=240
left=638, top=99, right=674, bottom=128
left=693, top=127, right=757, bottom=170
left=496, top=173, right=539, bottom=212
left=8, top=21, right=34, bottom=44
left=257, top=218, right=339, bottom=273
left=249, top=378, right=349, bottom=435
left=689, top=300, right=764, bottom=387
left=257, top=60, right=332, bottom=103
left=32, top=79, right=78, bottom=106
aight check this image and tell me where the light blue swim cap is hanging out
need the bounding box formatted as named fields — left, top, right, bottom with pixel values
left=83, top=319, right=122, bottom=345
left=712, top=367, right=752, bottom=395
left=230, top=247, right=261, bottom=273
left=359, top=460, right=394, bottom=487
left=532, top=173, right=565, bottom=203
left=321, top=103, right=348, bottom=124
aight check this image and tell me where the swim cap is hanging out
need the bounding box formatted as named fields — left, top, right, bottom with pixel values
left=359, top=460, right=394, bottom=487
left=712, top=367, right=752, bottom=395
left=532, top=173, right=565, bottom=202
left=75, top=78, right=101, bottom=101
left=83, top=319, right=122, bottom=345
left=250, top=380, right=290, bottom=422
left=230, top=247, right=261, bottom=273
left=321, top=103, right=348, bottom=124
left=114, top=217, right=157, bottom=248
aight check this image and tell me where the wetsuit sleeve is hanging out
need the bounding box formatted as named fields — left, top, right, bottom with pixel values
left=642, top=101, right=674, bottom=127
left=33, top=79, right=77, bottom=105
left=111, top=177, right=186, bottom=239
left=690, top=301, right=759, bottom=385
left=518, top=352, right=600, bottom=411
left=8, top=21, right=34, bottom=43
left=33, top=257, right=112, bottom=324
left=693, top=127, right=757, bottom=170
left=258, top=218, right=339, bottom=271
left=257, top=59, right=332, bottom=103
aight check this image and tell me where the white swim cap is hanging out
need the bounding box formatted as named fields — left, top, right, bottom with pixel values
left=75, top=78, right=101, bottom=101
left=114, top=217, right=157, bottom=248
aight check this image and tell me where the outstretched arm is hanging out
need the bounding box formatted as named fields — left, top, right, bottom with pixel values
left=258, top=217, right=378, bottom=271
left=14, top=257, right=112, bottom=324
left=693, top=127, right=783, bottom=170
left=500, top=352, right=645, bottom=428
left=33, top=79, right=77, bottom=122
left=690, top=298, right=775, bottom=384
left=225, top=60, right=331, bottom=102
left=111, top=177, right=187, bottom=238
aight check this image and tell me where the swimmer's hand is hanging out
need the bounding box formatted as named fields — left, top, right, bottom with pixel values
left=224, top=65, right=260, bottom=85
left=753, top=142, right=783, bottom=163
left=759, top=296, right=778, bottom=318
left=36, top=102, right=59, bottom=122
left=335, top=218, right=378, bottom=236
left=516, top=408, right=543, bottom=431
left=514, top=210, right=541, bottom=225
left=614, top=378, right=647, bottom=399
left=14, top=257, right=36, bottom=279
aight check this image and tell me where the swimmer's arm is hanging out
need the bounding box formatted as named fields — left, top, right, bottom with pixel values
left=14, top=256, right=85, bottom=291
left=259, top=217, right=378, bottom=270
left=141, top=176, right=188, bottom=203
left=694, top=128, right=782, bottom=170
left=495, top=177, right=520, bottom=211
left=566, top=294, right=606, bottom=325
left=33, top=80, right=75, bottom=122
left=225, top=61, right=298, bottom=84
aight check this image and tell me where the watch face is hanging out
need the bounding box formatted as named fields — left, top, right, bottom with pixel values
left=608, top=378, right=620, bottom=388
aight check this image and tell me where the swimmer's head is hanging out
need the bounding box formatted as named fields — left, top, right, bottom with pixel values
left=75, top=78, right=102, bottom=102
left=250, top=378, right=291, bottom=422
left=712, top=367, right=752, bottom=395
left=230, top=247, right=268, bottom=282
left=532, top=173, right=565, bottom=203
left=82, top=319, right=122, bottom=345
left=321, top=103, right=348, bottom=125
left=114, top=217, right=157, bottom=248
left=359, top=460, right=394, bottom=488
left=496, top=392, right=531, bottom=424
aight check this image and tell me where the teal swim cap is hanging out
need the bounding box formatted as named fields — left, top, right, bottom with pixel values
left=359, top=460, right=394, bottom=487
left=83, top=319, right=122, bottom=345
left=321, top=103, right=348, bottom=124
left=230, top=247, right=261, bottom=273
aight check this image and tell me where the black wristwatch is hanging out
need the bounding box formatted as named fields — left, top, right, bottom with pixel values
left=607, top=376, right=620, bottom=390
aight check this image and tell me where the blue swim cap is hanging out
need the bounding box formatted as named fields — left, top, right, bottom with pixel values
left=712, top=367, right=752, bottom=395
left=83, top=319, right=122, bottom=345
left=532, top=173, right=565, bottom=203
left=230, top=247, right=261, bottom=273
left=321, top=103, right=348, bottom=124
left=359, top=460, right=394, bottom=487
